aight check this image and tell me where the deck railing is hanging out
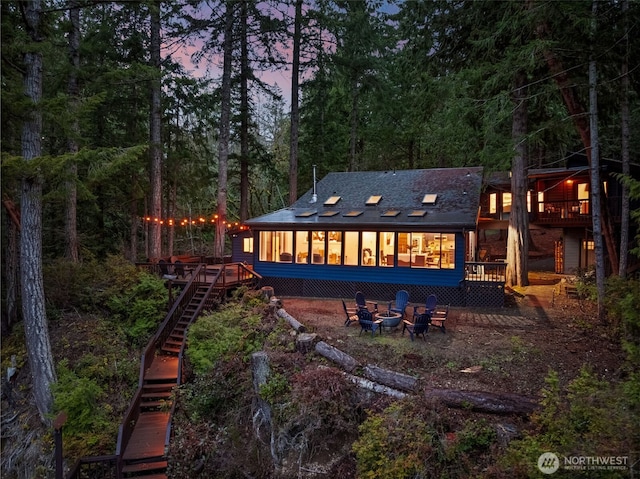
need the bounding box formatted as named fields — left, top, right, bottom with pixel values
left=464, top=261, right=506, bottom=282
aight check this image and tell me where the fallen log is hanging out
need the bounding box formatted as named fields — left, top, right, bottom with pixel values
left=315, top=341, right=359, bottom=372
left=277, top=308, right=306, bottom=333
left=363, top=364, right=418, bottom=392
left=344, top=372, right=407, bottom=399
left=423, top=388, right=539, bottom=416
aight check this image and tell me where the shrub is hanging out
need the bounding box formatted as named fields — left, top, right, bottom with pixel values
left=499, top=369, right=635, bottom=477
left=186, top=303, right=264, bottom=374
left=52, top=361, right=120, bottom=459
left=353, top=399, right=441, bottom=479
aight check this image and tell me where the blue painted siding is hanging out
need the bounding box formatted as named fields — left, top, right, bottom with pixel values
left=230, top=231, right=253, bottom=264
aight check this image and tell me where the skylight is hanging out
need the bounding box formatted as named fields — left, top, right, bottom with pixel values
left=408, top=210, right=427, bottom=217
left=381, top=210, right=400, bottom=217
left=343, top=210, right=363, bottom=217
left=320, top=211, right=339, bottom=217
left=366, top=195, right=382, bottom=205
left=324, top=196, right=341, bottom=206
left=422, top=194, right=438, bottom=205
left=296, top=210, right=317, bottom=217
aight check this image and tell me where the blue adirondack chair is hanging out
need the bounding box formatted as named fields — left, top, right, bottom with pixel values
left=403, top=312, right=431, bottom=342
left=388, top=290, right=410, bottom=319
left=355, top=291, right=378, bottom=313
left=357, top=308, right=382, bottom=336
left=425, top=294, right=437, bottom=315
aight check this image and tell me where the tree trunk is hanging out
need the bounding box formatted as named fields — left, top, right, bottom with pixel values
left=20, top=0, right=57, bottom=424
left=288, top=0, right=302, bottom=205
left=129, top=189, right=139, bottom=262
left=64, top=0, right=80, bottom=262
left=362, top=364, right=418, bottom=392
left=215, top=2, right=234, bottom=259
left=533, top=1, right=617, bottom=286
left=423, top=388, right=539, bottom=416
left=349, top=79, right=359, bottom=171
left=506, top=71, right=529, bottom=287
left=149, top=0, right=163, bottom=260
left=619, top=0, right=630, bottom=278
left=239, top=0, right=250, bottom=221
left=2, top=208, right=20, bottom=336
left=314, top=341, right=359, bottom=373
left=589, top=0, right=606, bottom=322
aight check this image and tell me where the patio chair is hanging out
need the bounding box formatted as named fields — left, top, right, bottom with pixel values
left=158, top=259, right=176, bottom=279
left=357, top=308, right=383, bottom=337
left=342, top=299, right=359, bottom=327
left=174, top=260, right=186, bottom=278
left=430, top=304, right=449, bottom=333
left=414, top=293, right=437, bottom=319
left=355, top=291, right=378, bottom=313
left=388, top=289, right=409, bottom=319
left=403, top=312, right=431, bottom=342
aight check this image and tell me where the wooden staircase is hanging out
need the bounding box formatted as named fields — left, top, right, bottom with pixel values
left=66, top=263, right=261, bottom=479
left=120, top=284, right=213, bottom=478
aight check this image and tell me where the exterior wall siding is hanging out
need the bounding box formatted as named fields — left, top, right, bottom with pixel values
left=230, top=231, right=253, bottom=264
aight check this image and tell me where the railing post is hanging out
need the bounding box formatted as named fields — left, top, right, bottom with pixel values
left=54, top=412, right=67, bottom=479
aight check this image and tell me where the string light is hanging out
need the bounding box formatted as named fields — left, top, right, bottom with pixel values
left=141, top=215, right=249, bottom=231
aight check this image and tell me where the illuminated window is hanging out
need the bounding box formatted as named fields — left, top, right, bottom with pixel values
left=361, top=231, right=376, bottom=266
left=538, top=192, right=545, bottom=213
left=366, top=195, right=382, bottom=205
left=502, top=192, right=512, bottom=213
left=311, top=231, right=325, bottom=264
left=295, top=231, right=309, bottom=263
left=259, top=231, right=293, bottom=263
left=379, top=232, right=395, bottom=267
left=243, top=237, right=253, bottom=253
left=327, top=231, right=342, bottom=265
left=344, top=232, right=359, bottom=265
left=489, top=193, right=497, bottom=214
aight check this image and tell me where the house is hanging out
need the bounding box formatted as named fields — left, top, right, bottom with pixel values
left=242, top=167, right=506, bottom=307
left=477, top=153, right=637, bottom=275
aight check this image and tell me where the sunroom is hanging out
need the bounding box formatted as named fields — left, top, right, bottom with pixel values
left=243, top=167, right=505, bottom=307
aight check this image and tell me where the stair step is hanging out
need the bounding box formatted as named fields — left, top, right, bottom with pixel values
left=140, top=400, right=171, bottom=410
left=122, top=460, right=168, bottom=474
left=165, top=340, right=182, bottom=347
left=141, top=391, right=172, bottom=400
left=161, top=346, right=180, bottom=354
left=142, top=382, right=174, bottom=390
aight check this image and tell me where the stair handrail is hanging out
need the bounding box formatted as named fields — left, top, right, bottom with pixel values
left=115, top=264, right=205, bottom=468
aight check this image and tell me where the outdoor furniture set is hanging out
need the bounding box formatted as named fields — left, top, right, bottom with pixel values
left=344, top=290, right=449, bottom=340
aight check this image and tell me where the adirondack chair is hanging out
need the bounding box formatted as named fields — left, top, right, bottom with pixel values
left=388, top=290, right=409, bottom=319
left=357, top=308, right=383, bottom=336
left=403, top=312, right=431, bottom=342
left=342, top=299, right=359, bottom=327
left=413, top=294, right=437, bottom=319
left=355, top=291, right=378, bottom=313
left=430, top=304, right=449, bottom=333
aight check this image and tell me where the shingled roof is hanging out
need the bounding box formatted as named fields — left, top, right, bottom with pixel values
left=245, top=167, right=483, bottom=231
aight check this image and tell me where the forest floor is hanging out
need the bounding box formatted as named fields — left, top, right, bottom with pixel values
left=280, top=272, right=624, bottom=401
